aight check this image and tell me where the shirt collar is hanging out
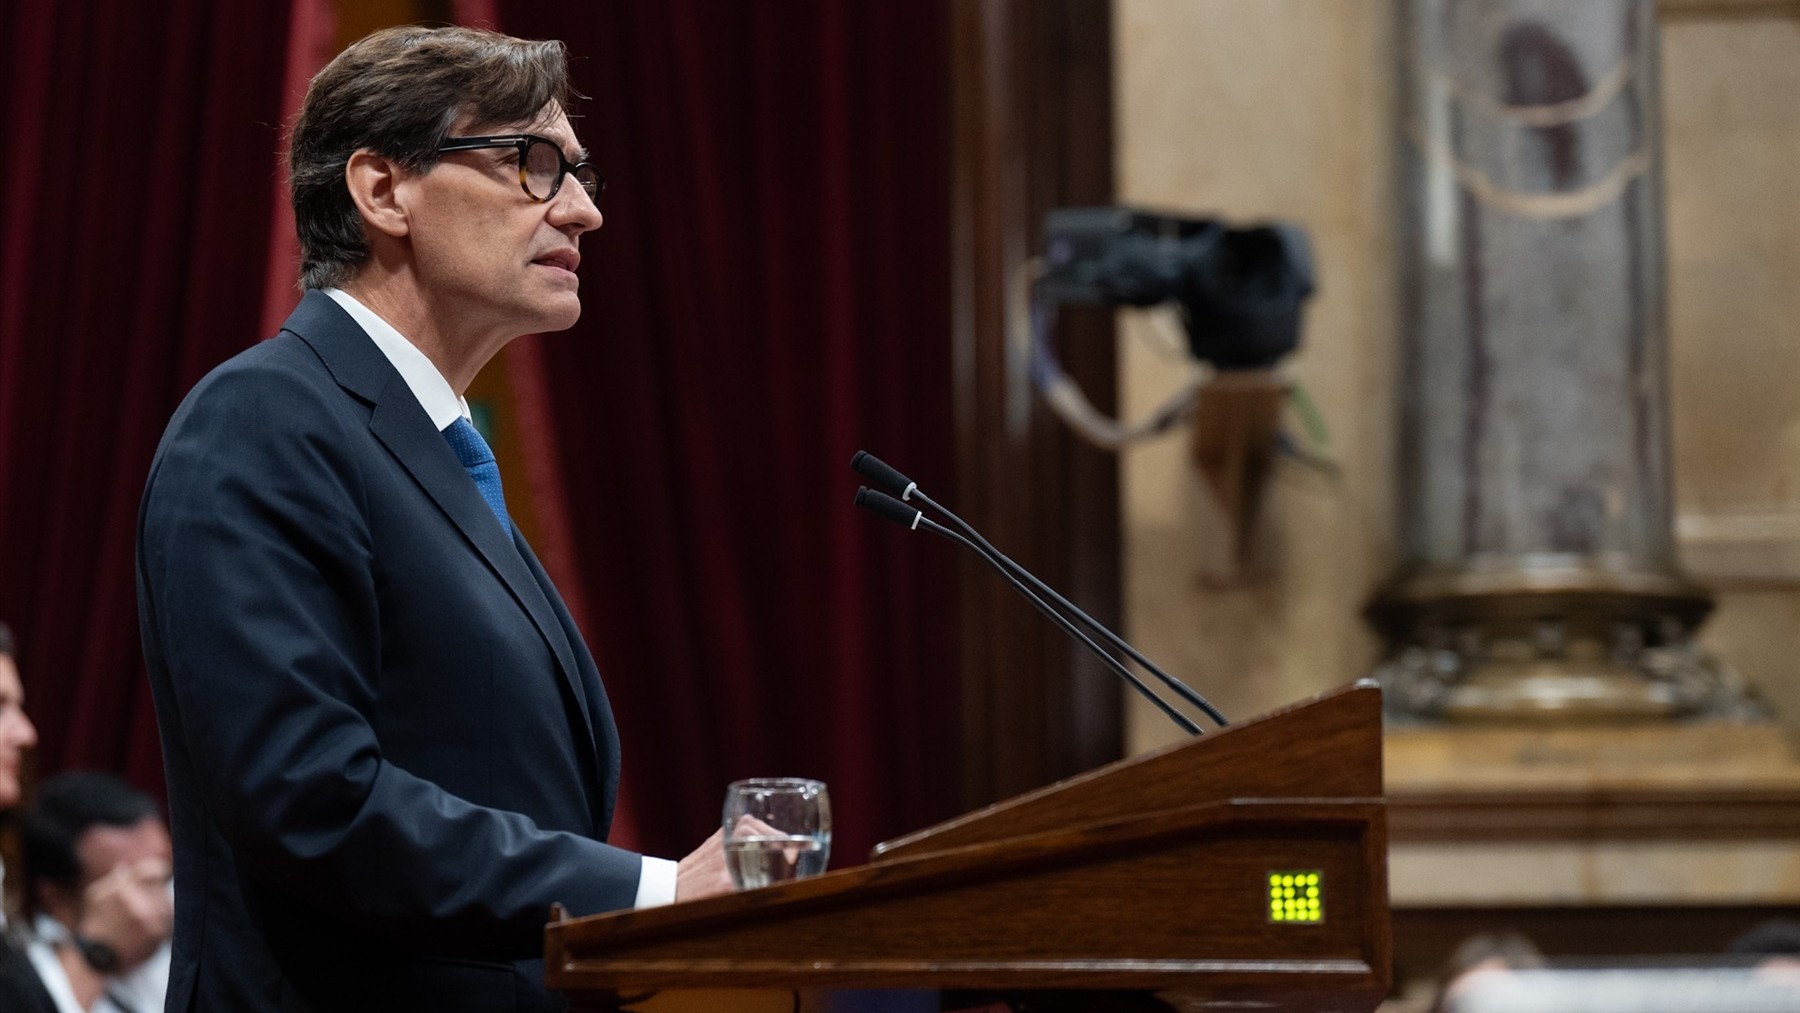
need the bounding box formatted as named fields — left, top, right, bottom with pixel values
left=322, top=288, right=470, bottom=431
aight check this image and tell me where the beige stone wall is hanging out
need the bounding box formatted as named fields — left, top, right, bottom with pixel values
left=1115, top=0, right=1398, bottom=752
left=1664, top=11, right=1800, bottom=727
left=1114, top=1, right=1800, bottom=753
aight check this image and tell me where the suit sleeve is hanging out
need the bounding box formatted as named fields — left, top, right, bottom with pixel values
left=137, top=359, right=642, bottom=959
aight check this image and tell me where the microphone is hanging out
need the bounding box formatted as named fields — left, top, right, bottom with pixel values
left=851, top=451, right=1228, bottom=729
left=854, top=487, right=1205, bottom=736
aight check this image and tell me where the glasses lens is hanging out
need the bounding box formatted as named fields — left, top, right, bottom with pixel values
left=575, top=165, right=603, bottom=202
left=523, top=139, right=564, bottom=201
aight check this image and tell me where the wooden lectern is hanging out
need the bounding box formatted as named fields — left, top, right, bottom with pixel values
left=545, top=684, right=1390, bottom=1012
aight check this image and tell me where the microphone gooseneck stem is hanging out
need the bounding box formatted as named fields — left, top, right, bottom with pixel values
left=918, top=517, right=1204, bottom=737
left=909, top=487, right=1229, bottom=728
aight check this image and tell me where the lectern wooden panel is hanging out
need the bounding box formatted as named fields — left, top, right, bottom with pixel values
left=545, top=684, right=1390, bottom=1010
left=876, top=680, right=1385, bottom=860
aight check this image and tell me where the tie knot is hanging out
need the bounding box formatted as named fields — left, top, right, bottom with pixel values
left=443, top=417, right=496, bottom=470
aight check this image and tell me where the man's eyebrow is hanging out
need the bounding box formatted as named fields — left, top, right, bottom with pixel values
left=539, top=132, right=586, bottom=162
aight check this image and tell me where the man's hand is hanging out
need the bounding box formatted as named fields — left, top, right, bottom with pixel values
left=76, top=856, right=174, bottom=971
left=675, top=816, right=789, bottom=902
left=673, top=827, right=734, bottom=903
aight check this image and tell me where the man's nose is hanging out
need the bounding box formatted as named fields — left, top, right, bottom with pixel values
left=552, top=176, right=603, bottom=232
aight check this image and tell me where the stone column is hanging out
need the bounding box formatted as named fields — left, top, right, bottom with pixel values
left=1371, top=0, right=1753, bottom=720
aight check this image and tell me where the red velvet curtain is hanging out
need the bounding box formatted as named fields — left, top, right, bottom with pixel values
left=0, top=2, right=295, bottom=791
left=492, top=1, right=962, bottom=862
left=2, top=1, right=961, bottom=868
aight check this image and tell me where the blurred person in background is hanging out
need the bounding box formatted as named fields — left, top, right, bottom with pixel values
left=0, top=628, right=170, bottom=1013
left=0, top=622, right=39, bottom=824
left=1427, top=931, right=1547, bottom=1013
left=21, top=771, right=173, bottom=1013
left=1729, top=919, right=1800, bottom=988
left=0, top=619, right=55, bottom=1011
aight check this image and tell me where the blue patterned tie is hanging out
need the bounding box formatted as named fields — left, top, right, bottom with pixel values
left=442, top=417, right=511, bottom=532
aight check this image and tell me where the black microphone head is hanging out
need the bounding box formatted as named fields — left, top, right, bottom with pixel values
left=849, top=450, right=916, bottom=500
left=853, top=486, right=922, bottom=529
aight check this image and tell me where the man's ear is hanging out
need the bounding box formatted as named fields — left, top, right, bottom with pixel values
left=344, top=149, right=412, bottom=240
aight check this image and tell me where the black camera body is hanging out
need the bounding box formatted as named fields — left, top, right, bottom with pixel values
left=1038, top=207, right=1315, bottom=370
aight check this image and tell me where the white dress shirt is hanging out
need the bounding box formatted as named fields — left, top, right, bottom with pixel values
left=26, top=912, right=170, bottom=1013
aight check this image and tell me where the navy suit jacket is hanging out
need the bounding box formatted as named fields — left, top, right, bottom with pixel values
left=0, top=933, right=58, bottom=1013
left=137, top=292, right=641, bottom=1013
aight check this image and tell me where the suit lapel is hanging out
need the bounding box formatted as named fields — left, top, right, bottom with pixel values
left=514, top=530, right=620, bottom=835
left=281, top=292, right=600, bottom=760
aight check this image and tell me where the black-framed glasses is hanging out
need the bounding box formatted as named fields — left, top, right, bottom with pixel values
left=436, top=133, right=604, bottom=204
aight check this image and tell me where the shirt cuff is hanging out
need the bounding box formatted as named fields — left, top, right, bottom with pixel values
left=634, top=856, right=679, bottom=909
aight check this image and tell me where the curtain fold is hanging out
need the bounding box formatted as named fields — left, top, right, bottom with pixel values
left=0, top=0, right=295, bottom=790
left=493, top=1, right=962, bottom=862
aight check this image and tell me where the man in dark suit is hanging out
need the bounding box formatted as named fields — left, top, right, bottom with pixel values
left=136, top=26, right=734, bottom=1013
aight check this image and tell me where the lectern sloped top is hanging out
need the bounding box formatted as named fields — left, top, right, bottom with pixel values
left=874, top=680, right=1385, bottom=860
left=545, top=683, right=1390, bottom=1011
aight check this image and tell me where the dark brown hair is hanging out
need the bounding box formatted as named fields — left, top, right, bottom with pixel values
left=289, top=24, right=571, bottom=291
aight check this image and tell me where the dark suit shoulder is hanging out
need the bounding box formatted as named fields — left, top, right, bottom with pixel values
left=0, top=935, right=58, bottom=1013
left=169, top=330, right=368, bottom=433
left=161, top=289, right=401, bottom=448
left=139, top=327, right=382, bottom=584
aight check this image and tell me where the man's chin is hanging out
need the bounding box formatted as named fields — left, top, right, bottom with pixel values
left=529, top=296, right=583, bottom=334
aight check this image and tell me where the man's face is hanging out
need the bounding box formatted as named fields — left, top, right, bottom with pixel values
left=399, top=102, right=603, bottom=343
left=39, top=814, right=175, bottom=932
left=0, top=655, right=38, bottom=808
left=79, top=816, right=174, bottom=887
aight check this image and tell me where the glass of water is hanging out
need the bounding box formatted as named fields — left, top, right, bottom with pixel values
left=722, top=778, right=831, bottom=889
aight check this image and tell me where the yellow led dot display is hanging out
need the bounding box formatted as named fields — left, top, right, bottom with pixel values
left=1266, top=870, right=1324, bottom=924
